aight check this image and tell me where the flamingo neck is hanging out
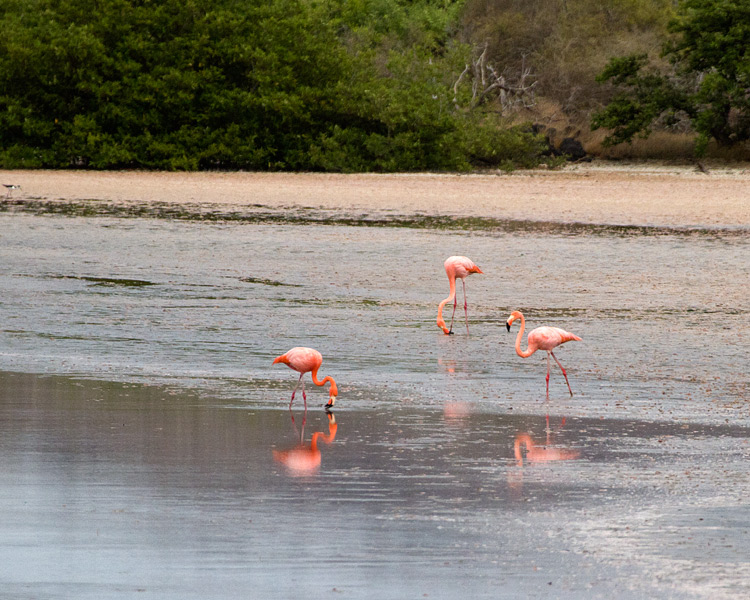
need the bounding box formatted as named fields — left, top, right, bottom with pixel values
left=311, top=367, right=338, bottom=399
left=514, top=314, right=536, bottom=358
left=436, top=275, right=456, bottom=334
left=310, top=421, right=338, bottom=449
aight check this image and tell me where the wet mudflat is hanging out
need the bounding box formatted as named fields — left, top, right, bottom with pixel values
left=0, top=207, right=748, bottom=598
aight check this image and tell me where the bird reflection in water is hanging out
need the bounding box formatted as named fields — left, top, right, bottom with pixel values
left=272, top=411, right=338, bottom=477
left=437, top=357, right=456, bottom=374
left=508, top=413, right=580, bottom=495
left=437, top=358, right=474, bottom=427
left=514, top=414, right=580, bottom=467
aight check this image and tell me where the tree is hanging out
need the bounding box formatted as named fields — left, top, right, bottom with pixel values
left=592, top=0, right=750, bottom=154
left=0, top=0, right=549, bottom=171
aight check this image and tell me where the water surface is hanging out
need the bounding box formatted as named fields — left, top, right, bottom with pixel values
left=0, top=206, right=748, bottom=598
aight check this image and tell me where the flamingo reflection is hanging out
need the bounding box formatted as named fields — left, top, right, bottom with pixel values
left=443, top=401, right=472, bottom=426
left=273, top=411, right=338, bottom=476
left=437, top=357, right=456, bottom=374
left=509, top=414, right=579, bottom=495
left=514, top=414, right=580, bottom=467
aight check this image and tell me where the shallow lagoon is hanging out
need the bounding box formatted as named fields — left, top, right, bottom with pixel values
left=0, top=207, right=748, bottom=598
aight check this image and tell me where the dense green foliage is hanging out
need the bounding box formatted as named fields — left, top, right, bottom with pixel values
left=592, top=0, right=750, bottom=154
left=0, top=0, right=548, bottom=171
left=8, top=0, right=737, bottom=168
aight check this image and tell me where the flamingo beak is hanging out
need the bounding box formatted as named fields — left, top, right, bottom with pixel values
left=506, top=322, right=511, bottom=332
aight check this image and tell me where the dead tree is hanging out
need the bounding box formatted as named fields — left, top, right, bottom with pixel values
left=453, top=45, right=537, bottom=113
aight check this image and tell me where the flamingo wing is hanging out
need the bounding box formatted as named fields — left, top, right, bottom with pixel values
left=282, top=347, right=323, bottom=373
left=527, top=327, right=581, bottom=351
left=445, top=256, right=481, bottom=279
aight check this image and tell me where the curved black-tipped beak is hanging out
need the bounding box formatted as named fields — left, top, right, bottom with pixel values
left=506, top=322, right=511, bottom=332
left=448, top=330, right=454, bottom=335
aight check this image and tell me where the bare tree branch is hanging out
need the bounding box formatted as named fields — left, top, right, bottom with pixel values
left=453, top=45, right=537, bottom=114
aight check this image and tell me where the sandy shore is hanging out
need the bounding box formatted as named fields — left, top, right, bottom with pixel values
left=2, top=162, right=749, bottom=227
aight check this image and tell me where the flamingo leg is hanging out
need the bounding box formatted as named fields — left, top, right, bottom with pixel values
left=462, top=279, right=469, bottom=333
left=301, top=378, right=308, bottom=412
left=289, top=372, right=305, bottom=409
left=289, top=407, right=307, bottom=436
left=545, top=352, right=551, bottom=400
left=551, top=351, right=574, bottom=397
left=448, top=295, right=458, bottom=334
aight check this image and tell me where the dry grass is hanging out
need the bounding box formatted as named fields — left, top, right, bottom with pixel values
left=585, top=130, right=696, bottom=160
left=584, top=130, right=750, bottom=162
left=513, top=99, right=750, bottom=163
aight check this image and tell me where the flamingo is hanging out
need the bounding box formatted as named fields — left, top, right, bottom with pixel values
left=436, top=256, right=483, bottom=335
left=506, top=310, right=581, bottom=399
left=272, top=347, right=338, bottom=409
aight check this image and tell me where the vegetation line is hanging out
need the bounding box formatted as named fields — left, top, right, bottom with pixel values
left=1, top=198, right=745, bottom=238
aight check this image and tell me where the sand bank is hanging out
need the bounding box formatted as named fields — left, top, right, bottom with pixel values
left=2, top=162, right=749, bottom=227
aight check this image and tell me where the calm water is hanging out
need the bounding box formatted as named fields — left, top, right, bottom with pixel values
left=0, top=207, right=749, bottom=598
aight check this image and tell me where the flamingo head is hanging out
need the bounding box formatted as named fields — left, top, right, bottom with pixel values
left=272, top=354, right=289, bottom=366
left=325, top=379, right=338, bottom=408
left=506, top=310, right=523, bottom=331
left=469, top=265, right=484, bottom=275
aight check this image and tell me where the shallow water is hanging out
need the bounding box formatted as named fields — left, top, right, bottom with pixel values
left=0, top=208, right=749, bottom=598
left=1, top=373, right=748, bottom=599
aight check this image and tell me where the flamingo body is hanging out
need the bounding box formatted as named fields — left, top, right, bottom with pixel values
left=527, top=326, right=581, bottom=352
left=445, top=255, right=478, bottom=280
left=272, top=346, right=338, bottom=409
left=275, top=346, right=323, bottom=374
left=437, top=256, right=483, bottom=335
left=506, top=311, right=581, bottom=399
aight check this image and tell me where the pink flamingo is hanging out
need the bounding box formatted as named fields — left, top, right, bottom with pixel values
left=436, top=256, right=483, bottom=335
left=506, top=310, right=581, bottom=399
left=272, top=347, right=338, bottom=409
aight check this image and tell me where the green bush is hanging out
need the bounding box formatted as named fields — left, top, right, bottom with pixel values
left=0, top=0, right=551, bottom=171
left=593, top=0, right=750, bottom=155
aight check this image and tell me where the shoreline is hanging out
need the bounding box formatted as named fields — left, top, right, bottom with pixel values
left=2, top=162, right=749, bottom=227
